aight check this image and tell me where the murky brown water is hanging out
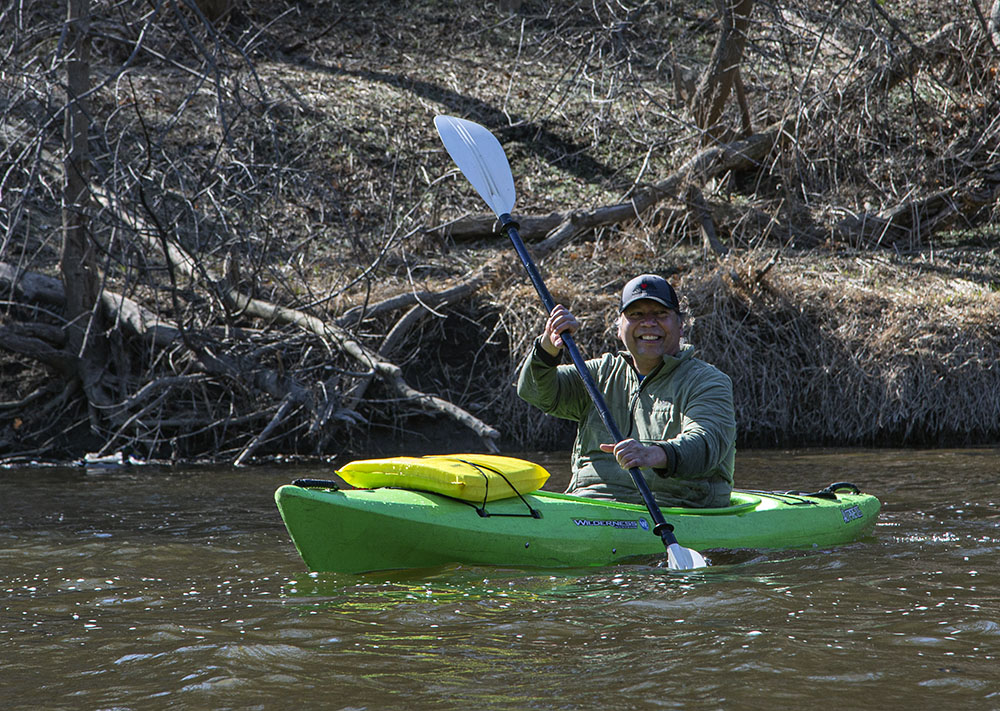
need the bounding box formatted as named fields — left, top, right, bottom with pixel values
left=3, top=449, right=998, bottom=709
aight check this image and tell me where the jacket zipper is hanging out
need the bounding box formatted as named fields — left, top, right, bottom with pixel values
left=625, top=361, right=663, bottom=440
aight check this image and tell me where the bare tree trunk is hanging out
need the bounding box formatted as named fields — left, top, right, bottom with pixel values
left=61, top=0, right=110, bottom=422
left=990, top=0, right=1000, bottom=48
left=690, top=0, right=755, bottom=144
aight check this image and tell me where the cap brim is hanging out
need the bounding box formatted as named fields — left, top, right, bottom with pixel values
left=620, top=295, right=676, bottom=312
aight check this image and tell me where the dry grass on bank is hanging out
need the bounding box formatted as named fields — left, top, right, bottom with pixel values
left=690, top=252, right=1000, bottom=446
left=478, top=240, right=1000, bottom=450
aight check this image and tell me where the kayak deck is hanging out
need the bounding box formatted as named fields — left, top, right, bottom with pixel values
left=275, top=482, right=880, bottom=574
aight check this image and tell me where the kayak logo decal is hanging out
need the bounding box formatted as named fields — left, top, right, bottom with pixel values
left=841, top=505, right=863, bottom=524
left=573, top=518, right=641, bottom=530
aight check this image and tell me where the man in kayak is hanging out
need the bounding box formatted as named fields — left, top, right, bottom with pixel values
left=517, top=274, right=736, bottom=508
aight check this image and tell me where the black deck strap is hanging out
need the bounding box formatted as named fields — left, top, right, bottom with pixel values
left=292, top=478, right=340, bottom=489
left=473, top=506, right=542, bottom=519
left=443, top=497, right=542, bottom=519
left=446, top=457, right=542, bottom=519
left=784, top=481, right=862, bottom=500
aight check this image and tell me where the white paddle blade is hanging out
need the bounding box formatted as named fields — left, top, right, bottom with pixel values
left=667, top=543, right=708, bottom=571
left=434, top=115, right=516, bottom=217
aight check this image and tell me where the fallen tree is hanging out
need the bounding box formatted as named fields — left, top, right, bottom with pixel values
left=1, top=250, right=502, bottom=461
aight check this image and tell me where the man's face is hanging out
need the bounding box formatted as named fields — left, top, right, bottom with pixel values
left=617, top=299, right=682, bottom=374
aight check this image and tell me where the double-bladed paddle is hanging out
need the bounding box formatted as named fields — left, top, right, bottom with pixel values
left=434, top=115, right=707, bottom=570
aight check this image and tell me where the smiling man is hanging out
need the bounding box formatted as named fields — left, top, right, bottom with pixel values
left=517, top=274, right=736, bottom=508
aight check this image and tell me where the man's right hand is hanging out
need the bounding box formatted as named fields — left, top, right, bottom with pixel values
left=541, top=304, right=580, bottom=356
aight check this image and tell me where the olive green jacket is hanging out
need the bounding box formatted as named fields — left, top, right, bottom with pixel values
left=517, top=342, right=736, bottom=508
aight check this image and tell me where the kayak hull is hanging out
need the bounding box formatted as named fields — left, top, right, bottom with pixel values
left=274, top=484, right=880, bottom=574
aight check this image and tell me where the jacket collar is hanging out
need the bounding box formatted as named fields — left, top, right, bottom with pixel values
left=621, top=343, right=694, bottom=380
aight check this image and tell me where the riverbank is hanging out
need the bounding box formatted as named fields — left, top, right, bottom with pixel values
left=6, top=242, right=995, bottom=464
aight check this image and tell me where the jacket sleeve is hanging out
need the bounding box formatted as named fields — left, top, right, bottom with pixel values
left=654, top=366, right=736, bottom=481
left=516, top=338, right=592, bottom=422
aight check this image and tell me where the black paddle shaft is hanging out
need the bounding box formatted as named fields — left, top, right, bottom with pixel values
left=498, top=214, right=679, bottom=548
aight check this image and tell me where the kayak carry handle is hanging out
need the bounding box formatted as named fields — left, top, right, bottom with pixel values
left=292, top=478, right=341, bottom=490
left=784, top=481, right=862, bottom=500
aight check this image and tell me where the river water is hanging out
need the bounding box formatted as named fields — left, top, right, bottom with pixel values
left=2, top=448, right=998, bottom=709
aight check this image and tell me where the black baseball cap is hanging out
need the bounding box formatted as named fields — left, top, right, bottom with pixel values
left=620, top=274, right=680, bottom=312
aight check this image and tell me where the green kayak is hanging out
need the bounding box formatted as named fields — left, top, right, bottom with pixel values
left=274, top=478, right=880, bottom=574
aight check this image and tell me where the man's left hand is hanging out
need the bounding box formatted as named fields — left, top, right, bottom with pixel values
left=599, top=439, right=667, bottom=470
